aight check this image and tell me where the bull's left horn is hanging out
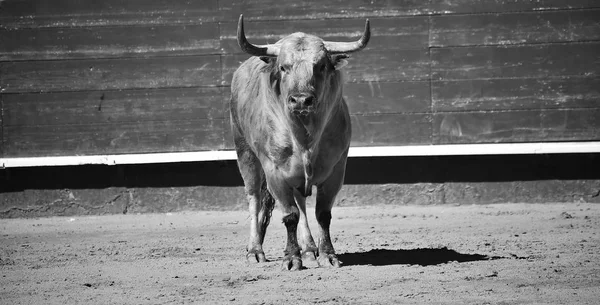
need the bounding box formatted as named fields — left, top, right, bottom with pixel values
left=237, top=14, right=280, bottom=57
left=324, top=19, right=371, bottom=54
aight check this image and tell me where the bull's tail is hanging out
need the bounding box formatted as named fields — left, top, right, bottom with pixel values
left=258, top=176, right=275, bottom=243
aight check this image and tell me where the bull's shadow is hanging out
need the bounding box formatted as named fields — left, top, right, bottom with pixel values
left=338, top=247, right=499, bottom=267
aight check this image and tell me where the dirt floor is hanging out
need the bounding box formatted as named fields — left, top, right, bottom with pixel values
left=1, top=203, right=599, bottom=304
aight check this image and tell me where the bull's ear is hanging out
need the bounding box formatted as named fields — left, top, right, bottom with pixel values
left=259, top=56, right=276, bottom=73
left=259, top=56, right=272, bottom=64
left=332, top=54, right=349, bottom=70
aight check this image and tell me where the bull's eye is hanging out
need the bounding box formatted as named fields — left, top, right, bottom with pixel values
left=280, top=66, right=286, bottom=73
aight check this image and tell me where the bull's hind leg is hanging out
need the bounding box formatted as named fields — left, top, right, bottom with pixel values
left=234, top=137, right=272, bottom=263
left=315, top=154, right=348, bottom=268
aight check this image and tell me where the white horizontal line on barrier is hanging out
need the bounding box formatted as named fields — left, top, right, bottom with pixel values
left=1, top=142, right=599, bottom=168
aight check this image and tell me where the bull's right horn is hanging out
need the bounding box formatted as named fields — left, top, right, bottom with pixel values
left=324, top=19, right=371, bottom=54
left=237, top=14, right=280, bottom=57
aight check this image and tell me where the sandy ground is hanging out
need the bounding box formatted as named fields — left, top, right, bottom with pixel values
left=1, top=203, right=599, bottom=304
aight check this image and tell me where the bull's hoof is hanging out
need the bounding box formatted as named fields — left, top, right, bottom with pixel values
left=318, top=253, right=341, bottom=268
left=302, top=250, right=317, bottom=261
left=301, top=251, right=319, bottom=268
left=246, top=251, right=267, bottom=264
left=281, top=255, right=303, bottom=271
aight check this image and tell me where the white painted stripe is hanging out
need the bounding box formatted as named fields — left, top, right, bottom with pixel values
left=1, top=142, right=599, bottom=168
left=347, top=142, right=600, bottom=157
left=0, top=151, right=238, bottom=168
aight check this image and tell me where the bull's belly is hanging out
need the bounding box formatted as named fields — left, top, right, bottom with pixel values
left=272, top=156, right=340, bottom=190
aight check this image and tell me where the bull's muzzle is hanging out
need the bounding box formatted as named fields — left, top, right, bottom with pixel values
left=288, top=94, right=316, bottom=116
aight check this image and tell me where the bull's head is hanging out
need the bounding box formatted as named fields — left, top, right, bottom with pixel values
left=237, top=15, right=370, bottom=118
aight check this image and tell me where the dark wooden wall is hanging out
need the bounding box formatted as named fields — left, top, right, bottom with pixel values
left=1, top=1, right=599, bottom=158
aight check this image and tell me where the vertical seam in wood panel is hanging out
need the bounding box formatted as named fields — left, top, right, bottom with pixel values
left=427, top=13, right=434, bottom=145
left=221, top=87, right=229, bottom=150
left=218, top=18, right=227, bottom=150
left=0, top=91, right=3, bottom=158
left=216, top=0, right=223, bottom=22
left=0, top=59, right=4, bottom=158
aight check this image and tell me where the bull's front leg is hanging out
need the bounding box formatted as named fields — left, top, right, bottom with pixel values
left=281, top=209, right=302, bottom=271
left=294, top=190, right=319, bottom=263
left=267, top=178, right=303, bottom=271
left=314, top=156, right=347, bottom=268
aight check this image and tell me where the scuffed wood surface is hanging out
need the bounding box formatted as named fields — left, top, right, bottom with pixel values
left=1, top=0, right=599, bottom=157
left=431, top=0, right=600, bottom=14
left=0, top=0, right=221, bottom=28
left=344, top=81, right=430, bottom=114
left=431, top=9, right=600, bottom=47
left=0, top=56, right=221, bottom=93
left=3, top=119, right=227, bottom=157
left=219, top=0, right=432, bottom=21
left=2, top=88, right=226, bottom=126
left=432, top=42, right=600, bottom=80
left=434, top=109, right=600, bottom=144
left=350, top=114, right=432, bottom=146
left=433, top=78, right=600, bottom=111
left=0, top=24, right=221, bottom=61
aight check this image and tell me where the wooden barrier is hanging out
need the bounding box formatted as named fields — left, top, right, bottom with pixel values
left=1, top=1, right=599, bottom=163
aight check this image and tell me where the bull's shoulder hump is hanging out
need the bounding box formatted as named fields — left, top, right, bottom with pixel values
left=231, top=56, right=270, bottom=92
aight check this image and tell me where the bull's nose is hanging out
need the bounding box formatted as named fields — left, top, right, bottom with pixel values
left=289, top=94, right=315, bottom=108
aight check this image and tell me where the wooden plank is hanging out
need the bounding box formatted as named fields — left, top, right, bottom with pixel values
left=0, top=55, right=221, bottom=93
left=431, top=9, right=600, bottom=47
left=434, top=111, right=542, bottom=144
left=344, top=81, right=431, bottom=114
left=431, top=0, right=600, bottom=14
left=0, top=24, right=221, bottom=61
left=0, top=0, right=220, bottom=29
left=542, top=108, right=600, bottom=141
left=222, top=49, right=430, bottom=85
left=2, top=88, right=226, bottom=127
left=3, top=119, right=226, bottom=157
left=220, top=17, right=429, bottom=54
left=432, top=42, right=600, bottom=80
left=343, top=49, right=431, bottom=83
left=219, top=0, right=432, bottom=21
left=350, top=114, right=432, bottom=146
left=433, top=78, right=600, bottom=112
left=434, top=109, right=600, bottom=144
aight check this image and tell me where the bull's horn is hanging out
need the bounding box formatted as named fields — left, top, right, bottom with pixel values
left=237, top=14, right=280, bottom=57
left=324, top=19, right=371, bottom=54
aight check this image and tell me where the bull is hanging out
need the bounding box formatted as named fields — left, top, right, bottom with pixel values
left=230, top=15, right=370, bottom=270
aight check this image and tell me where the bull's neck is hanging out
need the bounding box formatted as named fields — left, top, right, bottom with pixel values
left=288, top=114, right=319, bottom=197
left=289, top=97, right=340, bottom=152
left=287, top=100, right=340, bottom=197
left=290, top=117, right=314, bottom=149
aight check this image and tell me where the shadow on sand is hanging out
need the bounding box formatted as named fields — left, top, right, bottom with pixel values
left=338, top=247, right=501, bottom=267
